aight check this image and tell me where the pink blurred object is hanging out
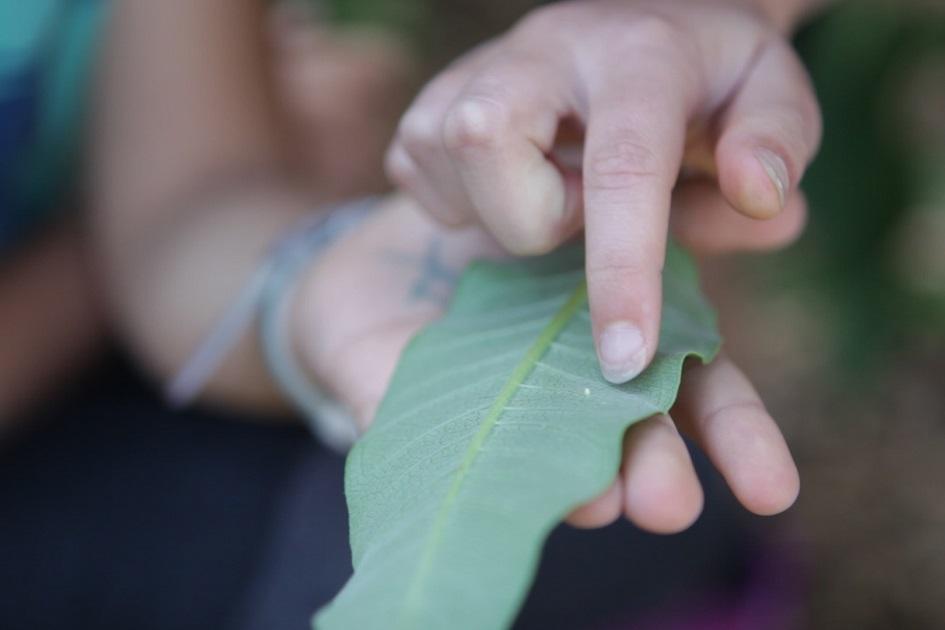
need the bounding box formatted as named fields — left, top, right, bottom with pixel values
left=601, top=542, right=804, bottom=630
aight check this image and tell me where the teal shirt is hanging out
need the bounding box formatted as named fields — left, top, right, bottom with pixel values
left=0, top=0, right=106, bottom=252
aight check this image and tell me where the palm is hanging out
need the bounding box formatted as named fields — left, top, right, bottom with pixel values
left=296, top=195, right=501, bottom=429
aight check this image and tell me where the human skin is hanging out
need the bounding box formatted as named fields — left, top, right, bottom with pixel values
left=89, top=0, right=409, bottom=412
left=91, top=0, right=809, bottom=533
left=292, top=193, right=801, bottom=532
left=386, top=0, right=824, bottom=387
left=384, top=0, right=827, bottom=529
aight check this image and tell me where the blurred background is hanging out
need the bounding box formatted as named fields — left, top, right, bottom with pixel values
left=723, top=2, right=945, bottom=627
left=1, top=0, right=943, bottom=628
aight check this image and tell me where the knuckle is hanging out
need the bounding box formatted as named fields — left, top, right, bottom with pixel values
left=515, top=3, right=574, bottom=38
left=383, top=147, right=416, bottom=187
left=587, top=252, right=663, bottom=281
left=698, top=399, right=767, bottom=431
left=442, top=95, right=510, bottom=154
left=496, top=217, right=560, bottom=256
left=626, top=12, right=681, bottom=45
left=397, top=108, right=441, bottom=155
left=780, top=50, right=823, bottom=155
left=588, top=135, right=662, bottom=190
left=607, top=12, right=697, bottom=74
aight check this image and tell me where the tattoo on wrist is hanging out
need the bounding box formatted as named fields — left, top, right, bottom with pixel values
left=385, top=238, right=459, bottom=307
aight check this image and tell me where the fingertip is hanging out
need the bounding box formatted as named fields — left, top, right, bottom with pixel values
left=674, top=356, right=801, bottom=518
left=712, top=40, right=820, bottom=221
left=474, top=149, right=574, bottom=257
left=491, top=225, right=559, bottom=257
left=384, top=142, right=414, bottom=187
left=442, top=95, right=509, bottom=155
left=622, top=416, right=704, bottom=535
left=566, top=478, right=623, bottom=529
left=713, top=405, right=800, bottom=517
left=738, top=457, right=800, bottom=516
left=755, top=148, right=789, bottom=210
left=385, top=142, right=472, bottom=228
left=624, top=460, right=704, bottom=535
left=717, top=142, right=790, bottom=220
left=597, top=321, right=649, bottom=384
left=587, top=267, right=662, bottom=385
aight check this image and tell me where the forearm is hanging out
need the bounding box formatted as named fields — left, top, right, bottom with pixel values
left=107, top=179, right=317, bottom=413
left=89, top=0, right=307, bottom=414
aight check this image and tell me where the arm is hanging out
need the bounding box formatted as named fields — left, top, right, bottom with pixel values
left=89, top=0, right=311, bottom=414
left=89, top=0, right=801, bottom=536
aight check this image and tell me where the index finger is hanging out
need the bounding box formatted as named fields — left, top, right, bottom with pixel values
left=582, top=71, right=693, bottom=383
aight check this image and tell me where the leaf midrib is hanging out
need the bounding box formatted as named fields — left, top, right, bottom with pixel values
left=398, top=280, right=589, bottom=627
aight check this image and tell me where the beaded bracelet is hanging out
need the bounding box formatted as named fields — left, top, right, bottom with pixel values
left=166, top=197, right=379, bottom=451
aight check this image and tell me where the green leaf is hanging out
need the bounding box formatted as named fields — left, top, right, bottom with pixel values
left=315, top=244, right=721, bottom=630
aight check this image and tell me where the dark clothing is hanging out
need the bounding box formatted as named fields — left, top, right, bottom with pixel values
left=0, top=359, right=760, bottom=630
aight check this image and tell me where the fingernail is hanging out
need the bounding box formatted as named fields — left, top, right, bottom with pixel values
left=755, top=148, right=789, bottom=209
left=598, top=322, right=647, bottom=384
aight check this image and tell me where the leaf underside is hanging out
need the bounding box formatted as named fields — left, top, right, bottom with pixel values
left=315, top=244, right=721, bottom=630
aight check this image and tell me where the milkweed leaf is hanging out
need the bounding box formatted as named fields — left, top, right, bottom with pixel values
left=315, top=244, right=721, bottom=629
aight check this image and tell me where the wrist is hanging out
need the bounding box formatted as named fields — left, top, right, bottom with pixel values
left=164, top=194, right=379, bottom=449
left=283, top=197, right=387, bottom=433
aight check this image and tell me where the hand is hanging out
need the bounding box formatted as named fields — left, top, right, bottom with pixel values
left=293, top=194, right=799, bottom=533
left=291, top=195, right=505, bottom=431
left=385, top=0, right=821, bottom=385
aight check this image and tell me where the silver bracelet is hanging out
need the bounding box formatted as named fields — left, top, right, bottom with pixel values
left=166, top=196, right=379, bottom=451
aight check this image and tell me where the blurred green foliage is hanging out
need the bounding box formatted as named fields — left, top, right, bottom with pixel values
left=323, top=0, right=431, bottom=43
left=790, top=0, right=945, bottom=371
left=319, top=0, right=533, bottom=66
